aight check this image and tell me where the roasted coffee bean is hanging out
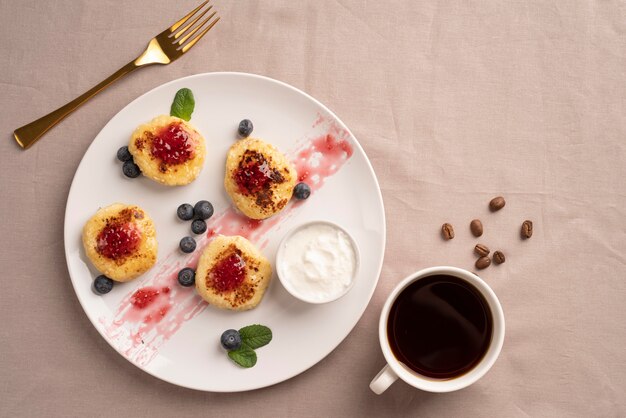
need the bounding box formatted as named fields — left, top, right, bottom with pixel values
left=521, top=220, right=533, bottom=239
left=474, top=244, right=490, bottom=257
left=475, top=256, right=491, bottom=269
left=493, top=251, right=506, bottom=264
left=441, top=223, right=455, bottom=240
left=489, top=196, right=506, bottom=212
left=470, top=219, right=483, bottom=237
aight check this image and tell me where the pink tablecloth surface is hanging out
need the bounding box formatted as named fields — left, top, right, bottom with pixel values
left=1, top=1, right=624, bottom=416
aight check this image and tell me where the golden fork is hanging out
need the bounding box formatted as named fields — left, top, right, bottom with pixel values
left=13, top=1, right=220, bottom=149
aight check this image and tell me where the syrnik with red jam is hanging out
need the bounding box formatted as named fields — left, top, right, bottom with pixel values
left=148, top=123, right=195, bottom=168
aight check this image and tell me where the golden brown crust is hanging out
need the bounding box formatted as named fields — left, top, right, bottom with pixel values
left=82, top=203, right=158, bottom=282
left=224, top=138, right=296, bottom=219
left=128, top=115, right=206, bottom=186
left=195, top=235, right=272, bottom=311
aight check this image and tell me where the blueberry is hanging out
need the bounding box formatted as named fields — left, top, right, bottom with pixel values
left=93, top=275, right=114, bottom=294
left=220, top=329, right=242, bottom=351
left=191, top=219, right=207, bottom=235
left=122, top=160, right=141, bottom=178
left=194, top=200, right=214, bottom=220
left=116, top=146, right=132, bottom=162
left=177, top=203, right=194, bottom=221
left=293, top=182, right=311, bottom=200
left=238, top=119, right=253, bottom=137
left=179, top=236, right=196, bottom=253
left=177, top=267, right=196, bottom=287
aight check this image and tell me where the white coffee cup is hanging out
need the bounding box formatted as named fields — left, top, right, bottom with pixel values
left=370, top=266, right=505, bottom=394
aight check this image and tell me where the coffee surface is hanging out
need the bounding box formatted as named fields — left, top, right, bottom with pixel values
left=387, top=275, right=493, bottom=379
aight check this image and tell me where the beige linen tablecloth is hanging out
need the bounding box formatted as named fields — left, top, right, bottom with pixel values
left=1, top=1, right=624, bottom=416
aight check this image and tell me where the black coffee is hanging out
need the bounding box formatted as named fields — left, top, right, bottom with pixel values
left=387, top=275, right=493, bottom=379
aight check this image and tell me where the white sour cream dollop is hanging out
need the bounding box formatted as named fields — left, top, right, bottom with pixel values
left=279, top=223, right=357, bottom=303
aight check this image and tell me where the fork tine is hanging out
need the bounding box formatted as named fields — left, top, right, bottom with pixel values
left=181, top=16, right=220, bottom=53
left=169, top=0, right=209, bottom=33
left=172, top=5, right=213, bottom=39
left=176, top=12, right=217, bottom=45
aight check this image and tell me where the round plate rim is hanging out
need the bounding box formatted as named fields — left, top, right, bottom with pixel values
left=63, top=71, right=386, bottom=392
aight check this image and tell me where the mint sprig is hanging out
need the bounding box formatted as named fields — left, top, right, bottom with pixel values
left=239, top=325, right=272, bottom=349
left=224, top=324, right=273, bottom=368
left=170, top=88, right=195, bottom=121
left=228, top=345, right=257, bottom=368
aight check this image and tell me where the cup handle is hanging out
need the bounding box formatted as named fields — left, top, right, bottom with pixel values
left=369, top=364, right=398, bottom=394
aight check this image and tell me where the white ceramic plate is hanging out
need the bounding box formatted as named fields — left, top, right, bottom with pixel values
left=64, top=72, right=385, bottom=392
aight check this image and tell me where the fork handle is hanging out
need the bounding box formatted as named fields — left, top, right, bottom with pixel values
left=13, top=61, right=139, bottom=149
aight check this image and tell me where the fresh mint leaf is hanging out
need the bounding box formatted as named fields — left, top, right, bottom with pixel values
left=170, top=88, right=195, bottom=121
left=239, top=324, right=272, bottom=349
left=222, top=324, right=272, bottom=368
left=228, top=345, right=257, bottom=368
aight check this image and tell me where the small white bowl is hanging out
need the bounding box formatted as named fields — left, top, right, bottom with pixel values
left=275, top=220, right=360, bottom=304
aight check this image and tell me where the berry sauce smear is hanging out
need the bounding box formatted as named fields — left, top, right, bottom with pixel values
left=129, top=286, right=172, bottom=324
left=150, top=123, right=194, bottom=165
left=130, top=287, right=162, bottom=309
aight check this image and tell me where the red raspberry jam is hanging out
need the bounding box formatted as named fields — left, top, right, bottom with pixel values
left=96, top=222, right=141, bottom=260
left=150, top=123, right=194, bottom=165
left=210, top=253, right=246, bottom=293
left=233, top=150, right=283, bottom=194
left=130, top=287, right=161, bottom=309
